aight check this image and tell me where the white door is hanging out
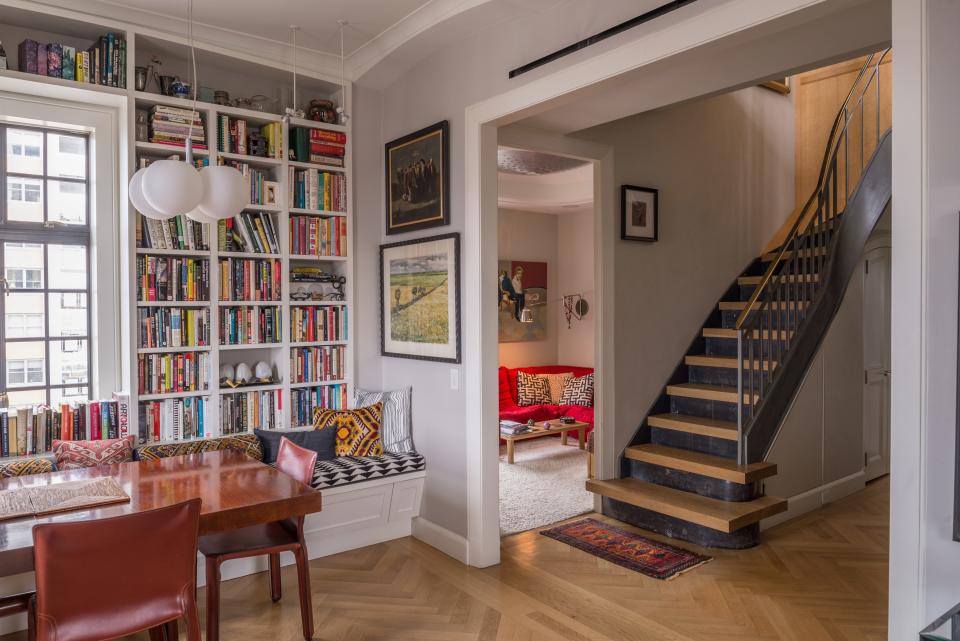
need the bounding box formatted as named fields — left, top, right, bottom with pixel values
left=862, top=245, right=891, bottom=480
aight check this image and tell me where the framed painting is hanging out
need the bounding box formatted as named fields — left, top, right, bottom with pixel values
left=385, top=120, right=450, bottom=235
left=380, top=232, right=461, bottom=363
left=498, top=260, right=547, bottom=343
left=621, top=185, right=659, bottom=242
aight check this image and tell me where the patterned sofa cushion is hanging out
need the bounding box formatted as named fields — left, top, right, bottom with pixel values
left=0, top=457, right=54, bottom=479
left=135, top=433, right=263, bottom=462
left=310, top=452, right=425, bottom=490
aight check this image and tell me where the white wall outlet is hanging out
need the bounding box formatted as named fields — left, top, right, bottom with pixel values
left=450, top=368, right=460, bottom=390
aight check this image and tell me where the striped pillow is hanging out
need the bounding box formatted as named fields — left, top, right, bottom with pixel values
left=516, top=371, right=552, bottom=406
left=354, top=387, right=414, bottom=453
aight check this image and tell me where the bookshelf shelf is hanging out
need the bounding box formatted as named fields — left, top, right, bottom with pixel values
left=217, top=300, right=282, bottom=306
left=288, top=160, right=347, bottom=173
left=286, top=116, right=347, bottom=133
left=288, top=208, right=347, bottom=217
left=136, top=301, right=210, bottom=307
left=219, top=383, right=283, bottom=394
left=217, top=151, right=281, bottom=167
left=137, top=346, right=211, bottom=354
left=134, top=141, right=209, bottom=157
left=135, top=248, right=209, bottom=257
left=242, top=204, right=282, bottom=213
left=289, top=254, right=348, bottom=262
left=289, top=341, right=347, bottom=348
left=139, top=390, right=211, bottom=402
left=289, top=300, right=349, bottom=306
left=217, top=252, right=282, bottom=260
left=289, top=380, right=347, bottom=389
left=217, top=343, right=282, bottom=351
left=0, top=68, right=128, bottom=97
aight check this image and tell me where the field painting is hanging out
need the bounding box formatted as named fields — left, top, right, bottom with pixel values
left=381, top=233, right=461, bottom=363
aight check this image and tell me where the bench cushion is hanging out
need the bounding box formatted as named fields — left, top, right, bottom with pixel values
left=311, top=452, right=425, bottom=490
left=0, top=457, right=54, bottom=479
left=135, top=433, right=263, bottom=462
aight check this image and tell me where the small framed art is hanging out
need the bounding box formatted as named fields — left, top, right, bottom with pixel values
left=621, top=185, right=659, bottom=242
left=385, top=120, right=450, bottom=235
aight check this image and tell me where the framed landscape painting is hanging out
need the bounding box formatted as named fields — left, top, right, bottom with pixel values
left=621, top=185, right=659, bottom=242
left=380, top=233, right=461, bottom=363
left=385, top=120, right=450, bottom=235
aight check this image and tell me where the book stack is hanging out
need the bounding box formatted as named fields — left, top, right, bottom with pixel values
left=291, top=384, right=348, bottom=427
left=138, top=307, right=210, bottom=349
left=219, top=305, right=281, bottom=346
left=137, top=214, right=210, bottom=251
left=289, top=215, right=348, bottom=257
left=0, top=395, right=130, bottom=457
left=136, top=256, right=210, bottom=302
left=217, top=117, right=282, bottom=159
left=220, top=389, right=281, bottom=433
left=289, top=168, right=347, bottom=212
left=138, top=397, right=205, bottom=444
left=290, top=305, right=347, bottom=342
left=290, top=345, right=345, bottom=384
left=288, top=127, right=347, bottom=166
left=221, top=161, right=272, bottom=206
left=499, top=420, right=531, bottom=436
left=149, top=106, right=206, bottom=150
left=17, top=33, right=126, bottom=87
left=137, top=352, right=209, bottom=395
left=218, top=258, right=281, bottom=302
left=217, top=212, right=279, bottom=254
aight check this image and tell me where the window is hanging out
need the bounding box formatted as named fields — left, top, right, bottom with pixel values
left=0, top=125, right=91, bottom=406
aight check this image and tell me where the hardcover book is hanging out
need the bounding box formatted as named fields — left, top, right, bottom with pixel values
left=46, top=43, right=62, bottom=78
left=17, top=39, right=38, bottom=73
left=61, top=45, right=75, bottom=80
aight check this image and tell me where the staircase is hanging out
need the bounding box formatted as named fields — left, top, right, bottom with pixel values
left=588, top=51, right=893, bottom=549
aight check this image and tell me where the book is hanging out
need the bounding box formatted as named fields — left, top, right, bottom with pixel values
left=17, top=40, right=38, bottom=73
left=36, top=42, right=47, bottom=76
left=61, top=45, right=75, bottom=80
left=46, top=43, right=62, bottom=78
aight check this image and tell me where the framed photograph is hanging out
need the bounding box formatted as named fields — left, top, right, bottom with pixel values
left=621, top=185, right=659, bottom=242
left=380, top=232, right=461, bottom=363
left=385, top=120, right=450, bottom=235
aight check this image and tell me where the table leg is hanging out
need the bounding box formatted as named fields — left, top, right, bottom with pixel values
left=578, top=428, right=585, bottom=450
left=507, top=439, right=515, bottom=464
left=561, top=430, right=568, bottom=446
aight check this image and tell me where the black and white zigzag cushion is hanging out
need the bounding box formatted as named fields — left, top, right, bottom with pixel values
left=559, top=373, right=594, bottom=407
left=310, top=452, right=426, bottom=490
left=516, top=371, right=552, bottom=406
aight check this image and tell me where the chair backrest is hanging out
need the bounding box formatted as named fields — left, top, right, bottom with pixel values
left=276, top=438, right=318, bottom=486
left=32, top=498, right=201, bottom=641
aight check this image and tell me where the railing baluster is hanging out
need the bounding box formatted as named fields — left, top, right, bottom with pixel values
left=737, top=329, right=744, bottom=463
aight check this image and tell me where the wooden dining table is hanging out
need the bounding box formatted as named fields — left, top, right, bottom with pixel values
left=0, top=449, right=323, bottom=578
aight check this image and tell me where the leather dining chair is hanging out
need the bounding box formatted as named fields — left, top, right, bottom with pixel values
left=29, top=498, right=202, bottom=641
left=200, top=437, right=318, bottom=641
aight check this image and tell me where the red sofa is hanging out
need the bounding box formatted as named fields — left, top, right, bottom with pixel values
left=498, top=365, right=594, bottom=435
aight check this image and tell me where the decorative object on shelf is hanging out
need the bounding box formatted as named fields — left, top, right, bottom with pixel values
left=621, top=184, right=659, bottom=242
left=254, top=361, right=273, bottom=380
left=214, top=90, right=230, bottom=105
left=218, top=364, right=235, bottom=381
left=220, top=360, right=278, bottom=389
left=498, top=260, right=547, bottom=342
left=385, top=120, right=449, bottom=235
left=290, top=268, right=346, bottom=300
left=380, top=233, right=461, bottom=363
left=198, top=86, right=215, bottom=103
left=235, top=363, right=253, bottom=384
left=157, top=74, right=177, bottom=96
left=307, top=99, right=337, bottom=124
left=169, top=79, right=191, bottom=98
left=0, top=41, right=8, bottom=71
left=134, top=66, right=148, bottom=91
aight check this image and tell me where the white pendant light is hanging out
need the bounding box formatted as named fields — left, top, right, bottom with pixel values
left=141, top=158, right=203, bottom=215
left=185, top=206, right=217, bottom=224
left=195, top=164, right=248, bottom=220
left=130, top=168, right=173, bottom=220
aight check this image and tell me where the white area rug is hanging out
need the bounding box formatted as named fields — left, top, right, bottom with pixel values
left=499, top=437, right=594, bottom=536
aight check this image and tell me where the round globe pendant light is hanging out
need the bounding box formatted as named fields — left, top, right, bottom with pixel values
left=129, top=168, right=173, bottom=220
left=141, top=158, right=204, bottom=216
left=196, top=165, right=248, bottom=220
left=185, top=206, right=218, bottom=224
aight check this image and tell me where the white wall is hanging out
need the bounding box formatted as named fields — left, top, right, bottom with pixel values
left=557, top=211, right=595, bottom=367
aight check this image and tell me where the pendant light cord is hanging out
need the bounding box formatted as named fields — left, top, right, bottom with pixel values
left=186, top=0, right=198, bottom=163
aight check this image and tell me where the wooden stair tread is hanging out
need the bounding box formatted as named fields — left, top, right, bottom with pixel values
left=738, top=274, right=819, bottom=286
left=586, top=478, right=787, bottom=533
left=702, top=327, right=792, bottom=340
left=685, top=355, right=776, bottom=370
left=665, top=383, right=753, bottom=404
left=624, top=444, right=777, bottom=483
left=647, top=414, right=739, bottom=441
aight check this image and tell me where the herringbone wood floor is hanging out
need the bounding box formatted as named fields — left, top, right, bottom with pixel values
left=3, top=477, right=888, bottom=641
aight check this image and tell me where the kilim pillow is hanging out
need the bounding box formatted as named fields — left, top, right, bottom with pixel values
left=0, top=457, right=54, bottom=479
left=516, top=371, right=552, bottom=406
left=353, top=387, right=413, bottom=453
left=540, top=372, right=573, bottom=404
left=559, top=373, right=594, bottom=407
left=313, top=403, right=384, bottom=457
left=52, top=435, right=135, bottom=470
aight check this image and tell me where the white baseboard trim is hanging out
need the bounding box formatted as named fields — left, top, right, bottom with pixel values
left=762, top=470, right=866, bottom=529
left=411, top=517, right=469, bottom=564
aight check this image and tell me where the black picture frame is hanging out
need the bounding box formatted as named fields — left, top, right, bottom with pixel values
left=380, top=232, right=461, bottom=364
left=385, top=120, right=450, bottom=235
left=621, top=185, right=659, bottom=242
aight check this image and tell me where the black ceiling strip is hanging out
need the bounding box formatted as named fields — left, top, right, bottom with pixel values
left=508, top=0, right=701, bottom=79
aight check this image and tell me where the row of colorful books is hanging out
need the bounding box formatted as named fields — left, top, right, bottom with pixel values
left=17, top=33, right=126, bottom=87
left=137, top=214, right=210, bottom=251
left=291, top=384, right=348, bottom=428
left=290, top=305, right=348, bottom=343
left=222, top=161, right=276, bottom=207
left=138, top=397, right=205, bottom=444
left=150, top=106, right=206, bottom=149
left=138, top=307, right=210, bottom=350
left=137, top=256, right=210, bottom=302
left=288, top=127, right=347, bottom=166
left=218, top=257, right=281, bottom=302
left=219, top=305, right=281, bottom=346
left=220, top=389, right=281, bottom=433
left=137, top=352, right=209, bottom=396
left=217, top=117, right=283, bottom=159
left=289, top=215, right=348, bottom=257
left=289, top=168, right=347, bottom=212
left=217, top=212, right=279, bottom=254
left=0, top=396, right=130, bottom=458
left=290, top=345, right=346, bottom=384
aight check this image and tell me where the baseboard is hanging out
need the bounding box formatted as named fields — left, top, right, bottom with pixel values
left=411, top=516, right=469, bottom=564
left=761, top=470, right=866, bottom=529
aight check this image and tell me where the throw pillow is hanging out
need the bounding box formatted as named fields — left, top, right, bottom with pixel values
left=313, top=403, right=384, bottom=457
left=52, top=436, right=135, bottom=470
left=559, top=373, right=594, bottom=407
left=516, top=371, right=551, bottom=406
left=354, top=387, right=414, bottom=453
left=255, top=428, right=336, bottom=464
left=540, top=372, right=573, bottom=404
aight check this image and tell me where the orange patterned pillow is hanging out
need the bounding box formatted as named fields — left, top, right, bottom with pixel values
left=313, top=403, right=384, bottom=457
left=52, top=436, right=135, bottom=470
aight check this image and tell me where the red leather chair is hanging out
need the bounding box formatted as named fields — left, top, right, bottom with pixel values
left=29, top=498, right=202, bottom=641
left=200, top=437, right=318, bottom=641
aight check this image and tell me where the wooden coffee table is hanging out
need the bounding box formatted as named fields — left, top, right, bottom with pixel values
left=501, top=420, right=589, bottom=464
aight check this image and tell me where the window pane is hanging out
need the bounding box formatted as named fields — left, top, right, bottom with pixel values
left=7, top=176, right=43, bottom=222
left=48, top=133, right=86, bottom=179
left=6, top=341, right=45, bottom=387
left=50, top=386, right=87, bottom=406
left=5, top=293, right=44, bottom=338
left=51, top=338, right=87, bottom=386
left=49, top=293, right=87, bottom=337
left=48, top=244, right=86, bottom=289
left=47, top=180, right=87, bottom=225
left=5, top=242, right=44, bottom=289
left=6, top=129, right=43, bottom=175
left=8, top=389, right=46, bottom=407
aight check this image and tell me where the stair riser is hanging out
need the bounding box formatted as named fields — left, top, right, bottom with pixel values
left=721, top=308, right=807, bottom=329
left=687, top=364, right=771, bottom=388
left=650, top=426, right=738, bottom=459
left=670, top=396, right=738, bottom=423
left=601, top=497, right=761, bottom=549
left=705, top=337, right=788, bottom=358
left=627, top=460, right=756, bottom=501
left=739, top=284, right=815, bottom=301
